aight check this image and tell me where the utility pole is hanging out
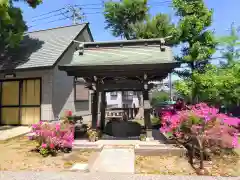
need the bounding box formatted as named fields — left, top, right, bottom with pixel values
left=61, top=5, right=85, bottom=25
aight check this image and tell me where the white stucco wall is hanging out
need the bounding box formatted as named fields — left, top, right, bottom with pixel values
left=106, top=91, right=140, bottom=108
left=52, top=27, right=93, bottom=120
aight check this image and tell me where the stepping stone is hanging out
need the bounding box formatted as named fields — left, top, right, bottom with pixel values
left=69, top=163, right=89, bottom=172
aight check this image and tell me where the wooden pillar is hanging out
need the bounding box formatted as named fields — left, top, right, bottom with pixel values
left=143, top=88, right=153, bottom=140
left=91, top=90, right=99, bottom=130
left=100, top=91, right=106, bottom=131
left=130, top=108, right=133, bottom=119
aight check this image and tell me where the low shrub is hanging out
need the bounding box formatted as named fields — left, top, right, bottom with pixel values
left=160, top=103, right=240, bottom=149
left=87, top=128, right=101, bottom=142
left=160, top=103, right=240, bottom=172
left=30, top=121, right=74, bottom=157
left=151, top=117, right=161, bottom=125
left=139, top=134, right=146, bottom=141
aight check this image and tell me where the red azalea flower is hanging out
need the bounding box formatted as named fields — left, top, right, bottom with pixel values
left=65, top=110, right=73, bottom=117
left=49, top=143, right=55, bottom=149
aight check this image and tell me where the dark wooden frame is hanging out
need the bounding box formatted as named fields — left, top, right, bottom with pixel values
left=0, top=77, right=42, bottom=125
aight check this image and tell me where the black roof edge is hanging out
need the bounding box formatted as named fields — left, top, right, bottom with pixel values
left=0, top=65, right=52, bottom=73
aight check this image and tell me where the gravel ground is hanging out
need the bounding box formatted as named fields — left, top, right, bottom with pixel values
left=0, top=172, right=239, bottom=180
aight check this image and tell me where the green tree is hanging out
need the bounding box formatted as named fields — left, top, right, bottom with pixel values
left=173, top=0, right=216, bottom=76
left=217, top=23, right=240, bottom=66
left=131, top=13, right=178, bottom=43
left=172, top=0, right=217, bottom=102
left=0, top=0, right=42, bottom=59
left=150, top=91, right=169, bottom=106
left=175, top=63, right=240, bottom=107
left=174, top=80, right=192, bottom=102
left=193, top=63, right=240, bottom=107
left=104, top=0, right=148, bottom=39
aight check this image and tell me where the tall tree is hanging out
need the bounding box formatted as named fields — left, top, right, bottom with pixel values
left=173, top=0, right=216, bottom=77
left=0, top=0, right=42, bottom=59
left=217, top=23, right=240, bottom=66
left=104, top=0, right=148, bottom=40
left=172, top=0, right=217, bottom=102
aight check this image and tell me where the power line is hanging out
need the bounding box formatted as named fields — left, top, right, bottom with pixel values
left=31, top=11, right=69, bottom=22
left=30, top=3, right=105, bottom=19
left=28, top=1, right=172, bottom=28
left=30, top=0, right=171, bottom=20
left=28, top=17, right=70, bottom=28
left=31, top=7, right=66, bottom=18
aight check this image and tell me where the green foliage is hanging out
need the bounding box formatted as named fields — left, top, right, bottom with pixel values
left=151, top=117, right=160, bottom=125
left=39, top=147, right=50, bottom=157
left=174, top=79, right=192, bottom=102
left=104, top=0, right=148, bottom=39
left=139, top=134, right=146, bottom=141
left=217, top=23, right=240, bottom=66
left=14, top=0, right=42, bottom=8
left=193, top=63, right=240, bottom=106
left=0, top=0, right=42, bottom=60
left=131, top=13, right=178, bottom=43
left=173, top=0, right=216, bottom=76
left=176, top=62, right=240, bottom=106
left=150, top=91, right=169, bottom=106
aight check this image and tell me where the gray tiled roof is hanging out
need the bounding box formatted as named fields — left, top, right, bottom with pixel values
left=0, top=23, right=87, bottom=71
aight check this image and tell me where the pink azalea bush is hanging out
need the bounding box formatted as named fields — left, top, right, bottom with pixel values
left=160, top=103, right=240, bottom=150
left=30, top=121, right=74, bottom=157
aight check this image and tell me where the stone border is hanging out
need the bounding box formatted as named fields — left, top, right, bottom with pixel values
left=0, top=131, right=30, bottom=142
left=73, top=144, right=103, bottom=151
left=135, top=144, right=187, bottom=156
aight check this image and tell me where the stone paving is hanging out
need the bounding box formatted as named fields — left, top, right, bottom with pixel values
left=0, top=126, right=31, bottom=141
left=91, top=146, right=135, bottom=173
left=0, top=171, right=238, bottom=180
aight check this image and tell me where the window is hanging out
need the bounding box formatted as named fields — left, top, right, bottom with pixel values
left=74, top=78, right=89, bottom=101
left=123, top=91, right=134, bottom=96
left=110, top=91, right=118, bottom=96
left=0, top=79, right=41, bottom=125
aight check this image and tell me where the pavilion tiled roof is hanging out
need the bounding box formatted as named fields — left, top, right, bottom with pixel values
left=71, top=46, right=174, bottom=66
left=69, top=39, right=174, bottom=67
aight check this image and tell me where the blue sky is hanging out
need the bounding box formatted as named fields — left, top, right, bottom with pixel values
left=15, top=0, right=240, bottom=40
left=14, top=0, right=239, bottom=81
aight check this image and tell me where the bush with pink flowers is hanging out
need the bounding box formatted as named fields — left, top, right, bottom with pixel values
left=30, top=121, right=74, bottom=157
left=161, top=103, right=239, bottom=149
left=160, top=103, right=240, bottom=173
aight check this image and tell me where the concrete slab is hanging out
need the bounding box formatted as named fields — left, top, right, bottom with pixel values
left=0, top=126, right=31, bottom=141
left=91, top=147, right=135, bottom=173
left=69, top=163, right=89, bottom=172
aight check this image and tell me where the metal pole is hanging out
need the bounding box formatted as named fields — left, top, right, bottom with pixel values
left=169, top=73, right=172, bottom=101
